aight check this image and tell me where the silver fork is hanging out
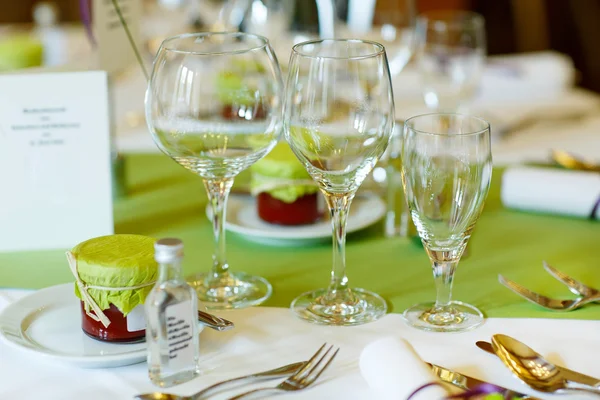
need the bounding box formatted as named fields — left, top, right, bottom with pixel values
left=226, top=343, right=339, bottom=400
left=542, top=261, right=599, bottom=298
left=499, top=262, right=600, bottom=311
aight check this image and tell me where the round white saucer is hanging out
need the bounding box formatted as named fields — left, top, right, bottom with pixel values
left=0, top=284, right=202, bottom=368
left=0, top=284, right=146, bottom=368
left=208, top=194, right=386, bottom=245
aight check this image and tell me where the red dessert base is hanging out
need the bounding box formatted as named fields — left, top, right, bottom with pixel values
left=221, top=104, right=266, bottom=120
left=80, top=302, right=145, bottom=343
left=257, top=192, right=322, bottom=226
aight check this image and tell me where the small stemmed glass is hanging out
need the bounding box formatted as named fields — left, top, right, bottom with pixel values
left=401, top=113, right=492, bottom=332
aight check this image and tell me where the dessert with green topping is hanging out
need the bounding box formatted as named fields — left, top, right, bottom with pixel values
left=250, top=142, right=322, bottom=225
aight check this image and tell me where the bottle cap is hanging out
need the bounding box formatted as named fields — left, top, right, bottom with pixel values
left=154, top=238, right=184, bottom=263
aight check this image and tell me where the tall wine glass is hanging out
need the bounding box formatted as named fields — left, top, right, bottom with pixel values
left=415, top=11, right=486, bottom=111
left=145, top=32, right=284, bottom=309
left=401, top=113, right=492, bottom=332
left=284, top=39, right=395, bottom=325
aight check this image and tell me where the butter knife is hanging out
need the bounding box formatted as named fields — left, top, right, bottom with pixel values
left=476, top=341, right=600, bottom=388
left=428, top=363, right=536, bottom=399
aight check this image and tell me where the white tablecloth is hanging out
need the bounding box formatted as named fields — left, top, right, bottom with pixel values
left=1, top=289, right=599, bottom=400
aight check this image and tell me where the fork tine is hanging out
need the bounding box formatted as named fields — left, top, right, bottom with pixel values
left=302, top=348, right=339, bottom=385
left=292, top=343, right=328, bottom=378
left=543, top=261, right=597, bottom=297
left=297, top=345, right=333, bottom=380
left=498, top=275, right=557, bottom=307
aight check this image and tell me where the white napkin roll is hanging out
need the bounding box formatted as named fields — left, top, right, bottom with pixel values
left=359, top=337, right=449, bottom=400
left=501, top=166, right=600, bottom=219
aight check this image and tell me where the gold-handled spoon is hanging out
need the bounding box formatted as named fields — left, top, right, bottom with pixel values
left=551, top=149, right=600, bottom=173
left=492, top=334, right=600, bottom=396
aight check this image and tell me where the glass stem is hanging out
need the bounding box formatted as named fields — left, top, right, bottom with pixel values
left=325, top=193, right=354, bottom=298
left=204, top=178, right=234, bottom=280
left=432, top=260, right=459, bottom=309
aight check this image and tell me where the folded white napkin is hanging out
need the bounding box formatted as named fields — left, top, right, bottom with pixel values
left=502, top=166, right=600, bottom=219
left=0, top=293, right=10, bottom=311
left=359, top=337, right=449, bottom=400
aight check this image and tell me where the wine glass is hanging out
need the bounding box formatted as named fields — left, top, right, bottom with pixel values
left=145, top=32, right=284, bottom=309
left=284, top=39, right=395, bottom=325
left=415, top=11, right=486, bottom=111
left=343, top=0, right=416, bottom=76
left=401, top=113, right=492, bottom=332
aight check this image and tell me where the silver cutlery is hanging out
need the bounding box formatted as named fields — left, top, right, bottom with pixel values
left=226, top=343, right=339, bottom=400
left=476, top=340, right=600, bottom=388
left=499, top=261, right=600, bottom=311
left=428, top=362, right=537, bottom=399
left=134, top=361, right=305, bottom=400
left=197, top=310, right=235, bottom=331
left=492, top=334, right=600, bottom=396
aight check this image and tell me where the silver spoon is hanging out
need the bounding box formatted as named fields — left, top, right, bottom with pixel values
left=134, top=361, right=305, bottom=400
left=197, top=310, right=234, bottom=331
left=492, top=334, right=600, bottom=396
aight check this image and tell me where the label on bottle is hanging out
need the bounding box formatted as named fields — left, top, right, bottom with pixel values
left=166, top=300, right=196, bottom=371
left=126, top=304, right=146, bottom=332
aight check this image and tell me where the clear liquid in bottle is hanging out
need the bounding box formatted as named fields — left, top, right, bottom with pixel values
left=145, top=238, right=200, bottom=387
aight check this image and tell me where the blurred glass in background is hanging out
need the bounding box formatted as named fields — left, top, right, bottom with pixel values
left=415, top=10, right=486, bottom=112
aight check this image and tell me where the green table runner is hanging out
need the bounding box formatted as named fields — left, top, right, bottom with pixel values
left=1, top=154, right=598, bottom=320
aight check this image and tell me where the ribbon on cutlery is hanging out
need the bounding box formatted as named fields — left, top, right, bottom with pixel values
left=66, top=251, right=155, bottom=328
left=589, top=195, right=600, bottom=220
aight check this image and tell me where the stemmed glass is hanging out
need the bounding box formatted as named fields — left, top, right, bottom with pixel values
left=401, top=113, right=492, bottom=332
left=415, top=11, right=486, bottom=111
left=284, top=39, right=395, bottom=325
left=145, top=32, right=284, bottom=309
left=344, top=0, right=416, bottom=76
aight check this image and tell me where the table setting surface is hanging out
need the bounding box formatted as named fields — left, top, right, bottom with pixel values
left=1, top=153, right=598, bottom=320
left=1, top=19, right=600, bottom=400
left=1, top=289, right=600, bottom=400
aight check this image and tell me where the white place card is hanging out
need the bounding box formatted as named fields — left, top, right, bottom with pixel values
left=93, top=0, right=142, bottom=75
left=0, top=71, right=114, bottom=252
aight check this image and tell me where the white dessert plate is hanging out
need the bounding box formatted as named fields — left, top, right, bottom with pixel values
left=208, top=194, right=386, bottom=245
left=0, top=283, right=202, bottom=368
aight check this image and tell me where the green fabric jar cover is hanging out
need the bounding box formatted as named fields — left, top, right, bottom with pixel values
left=250, top=142, right=318, bottom=203
left=67, top=234, right=158, bottom=328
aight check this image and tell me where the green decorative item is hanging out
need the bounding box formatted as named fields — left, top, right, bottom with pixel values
left=0, top=36, right=43, bottom=71
left=250, top=142, right=318, bottom=203
left=70, top=234, right=157, bottom=316
left=216, top=71, right=257, bottom=106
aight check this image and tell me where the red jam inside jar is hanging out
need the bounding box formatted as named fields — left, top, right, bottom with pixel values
left=80, top=302, right=145, bottom=343
left=257, top=192, right=322, bottom=225
left=221, top=103, right=266, bottom=120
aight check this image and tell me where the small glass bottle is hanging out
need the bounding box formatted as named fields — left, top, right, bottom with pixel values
left=145, top=238, right=200, bottom=387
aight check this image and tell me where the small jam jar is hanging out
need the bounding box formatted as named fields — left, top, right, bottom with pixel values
left=80, top=303, right=146, bottom=343
left=250, top=143, right=322, bottom=226
left=257, top=192, right=322, bottom=225
left=70, top=234, right=158, bottom=343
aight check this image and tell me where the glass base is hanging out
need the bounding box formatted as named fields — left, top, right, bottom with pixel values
left=291, top=288, right=387, bottom=326
left=189, top=271, right=272, bottom=310
left=402, top=300, right=484, bottom=332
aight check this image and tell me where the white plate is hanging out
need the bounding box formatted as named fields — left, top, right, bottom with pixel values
left=0, top=284, right=202, bottom=368
left=209, top=194, right=386, bottom=245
